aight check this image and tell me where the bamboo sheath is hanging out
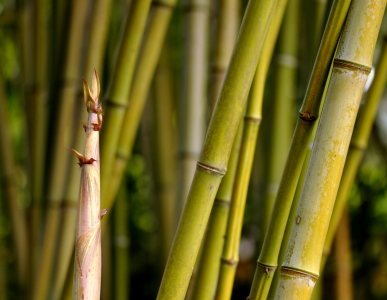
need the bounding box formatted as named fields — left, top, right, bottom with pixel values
left=177, top=0, right=209, bottom=221
left=72, top=71, right=104, bottom=300
left=32, top=1, right=91, bottom=299
left=156, top=1, right=278, bottom=299
left=100, top=0, right=152, bottom=208
left=104, top=0, right=178, bottom=211
left=190, top=1, right=240, bottom=298
left=274, top=1, right=386, bottom=298
left=213, top=1, right=289, bottom=298
left=51, top=0, right=113, bottom=298
left=0, top=73, right=28, bottom=292
left=248, top=1, right=351, bottom=298
left=321, top=37, right=387, bottom=271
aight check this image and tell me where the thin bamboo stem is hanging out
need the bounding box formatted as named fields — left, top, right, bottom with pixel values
left=32, top=1, right=91, bottom=299
left=156, top=1, right=278, bottom=298
left=274, top=1, right=386, bottom=298
left=51, top=1, right=113, bottom=298
left=71, top=71, right=104, bottom=300
left=176, top=0, right=210, bottom=221
left=100, top=0, right=152, bottom=209
left=0, top=68, right=29, bottom=294
left=213, top=1, right=288, bottom=298
left=103, top=0, right=178, bottom=212
left=248, top=1, right=351, bottom=298
left=321, top=36, right=387, bottom=271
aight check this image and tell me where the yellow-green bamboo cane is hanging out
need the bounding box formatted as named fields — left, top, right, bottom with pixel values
left=176, top=0, right=210, bottom=221
left=248, top=1, right=351, bottom=298
left=100, top=0, right=152, bottom=207
left=51, top=1, right=113, bottom=298
left=33, top=1, right=91, bottom=299
left=213, top=1, right=288, bottom=298
left=261, top=0, right=299, bottom=233
left=103, top=0, right=178, bottom=211
left=274, top=1, right=386, bottom=298
left=0, top=70, right=28, bottom=293
left=71, top=71, right=105, bottom=300
left=156, top=1, right=278, bottom=299
left=321, top=36, right=387, bottom=271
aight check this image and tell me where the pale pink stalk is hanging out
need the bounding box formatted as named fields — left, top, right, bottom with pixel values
left=70, top=70, right=106, bottom=300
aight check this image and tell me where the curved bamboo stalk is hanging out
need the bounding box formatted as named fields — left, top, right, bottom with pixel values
left=32, top=1, right=91, bottom=299
left=0, top=69, right=28, bottom=294
left=176, top=0, right=210, bottom=221
left=189, top=1, right=240, bottom=298
left=51, top=1, right=113, bottom=298
left=100, top=0, right=152, bottom=208
left=103, top=0, right=178, bottom=212
left=321, top=36, right=387, bottom=271
left=248, top=1, right=351, bottom=298
left=213, top=1, right=288, bottom=298
left=274, top=1, right=386, bottom=298
left=156, top=1, right=278, bottom=299
left=71, top=70, right=105, bottom=300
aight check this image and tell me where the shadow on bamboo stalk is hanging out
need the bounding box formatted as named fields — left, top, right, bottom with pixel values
left=248, top=1, right=351, bottom=298
left=32, top=1, right=91, bottom=299
left=156, top=1, right=278, bottom=299
left=274, top=1, right=385, bottom=298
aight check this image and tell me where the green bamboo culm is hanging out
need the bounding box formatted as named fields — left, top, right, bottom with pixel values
left=33, top=1, right=91, bottom=299
left=51, top=1, right=113, bottom=298
left=274, top=1, right=386, bottom=299
left=213, top=1, right=289, bottom=298
left=321, top=36, right=387, bottom=272
left=103, top=0, right=178, bottom=212
left=248, top=1, right=351, bottom=298
left=189, top=0, right=241, bottom=297
left=156, top=1, right=278, bottom=299
left=100, top=0, right=152, bottom=208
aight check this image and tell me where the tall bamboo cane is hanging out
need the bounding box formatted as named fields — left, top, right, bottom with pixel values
left=100, top=0, right=152, bottom=207
left=103, top=0, right=178, bottom=211
left=321, top=36, right=387, bottom=271
left=248, top=1, right=351, bottom=298
left=71, top=71, right=105, bottom=300
left=32, top=1, right=91, bottom=299
left=189, top=1, right=241, bottom=298
left=274, top=1, right=386, bottom=298
left=51, top=1, right=113, bottom=298
left=213, top=1, right=288, bottom=298
left=176, top=0, right=210, bottom=220
left=156, top=1, right=278, bottom=299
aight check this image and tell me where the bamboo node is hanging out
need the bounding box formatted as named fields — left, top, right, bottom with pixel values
left=299, top=112, right=317, bottom=121
left=334, top=59, right=372, bottom=75
left=68, top=148, right=97, bottom=167
left=196, top=162, right=226, bottom=177
left=221, top=258, right=238, bottom=266
left=244, top=116, right=261, bottom=124
left=280, top=267, right=319, bottom=281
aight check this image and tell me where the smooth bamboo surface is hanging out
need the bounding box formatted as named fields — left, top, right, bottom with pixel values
left=104, top=0, right=178, bottom=211
left=321, top=36, right=387, bottom=271
left=274, top=1, right=386, bottom=298
left=248, top=1, right=351, bottom=298
left=157, top=1, right=278, bottom=299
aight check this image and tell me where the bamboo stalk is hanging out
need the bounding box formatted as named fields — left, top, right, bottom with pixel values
left=71, top=70, right=105, bottom=300
left=32, top=1, right=91, bottom=299
left=156, top=1, right=278, bottom=299
left=176, top=0, right=210, bottom=221
left=334, top=209, right=353, bottom=300
left=103, top=0, right=178, bottom=212
left=51, top=1, right=113, bottom=298
left=100, top=0, right=152, bottom=208
left=213, top=1, right=288, bottom=298
left=261, top=0, right=299, bottom=235
left=321, top=36, right=387, bottom=271
left=0, top=67, right=29, bottom=294
left=248, top=1, right=351, bottom=298
left=274, top=1, right=386, bottom=298
left=189, top=1, right=241, bottom=298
